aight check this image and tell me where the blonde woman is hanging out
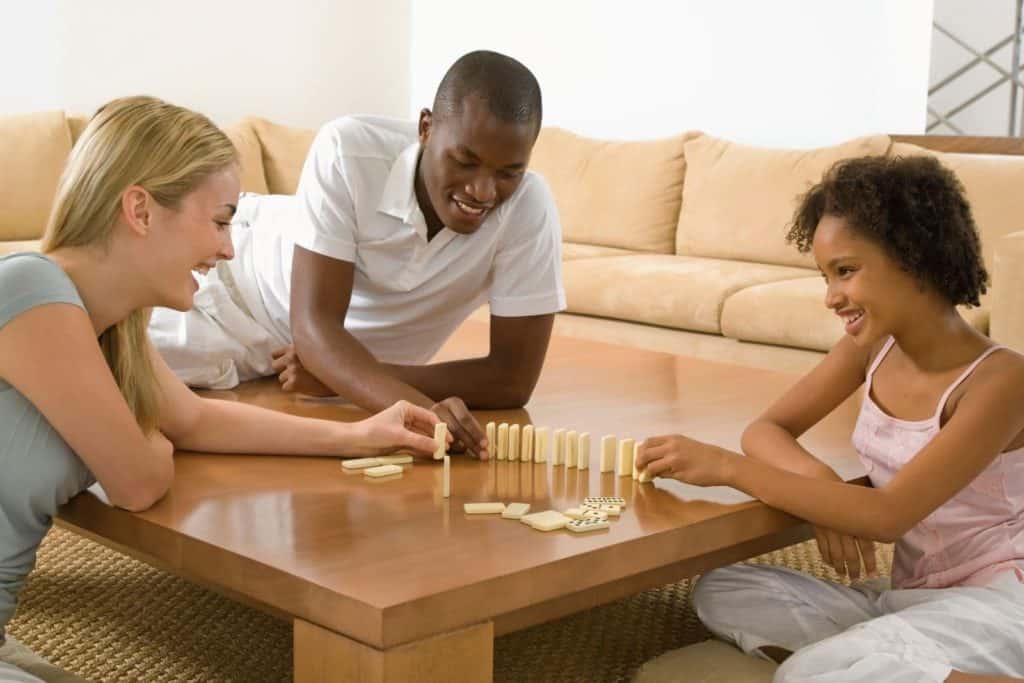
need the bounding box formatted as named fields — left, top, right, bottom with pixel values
left=0, top=96, right=442, bottom=682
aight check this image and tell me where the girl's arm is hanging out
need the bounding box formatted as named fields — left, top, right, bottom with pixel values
left=638, top=353, right=1024, bottom=542
left=0, top=304, right=173, bottom=511
left=151, top=349, right=440, bottom=457
left=740, top=335, right=871, bottom=478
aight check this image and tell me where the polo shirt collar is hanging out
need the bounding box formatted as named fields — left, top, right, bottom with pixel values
left=378, top=142, right=429, bottom=239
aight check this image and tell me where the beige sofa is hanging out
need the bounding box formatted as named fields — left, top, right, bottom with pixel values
left=3, top=110, right=1023, bottom=374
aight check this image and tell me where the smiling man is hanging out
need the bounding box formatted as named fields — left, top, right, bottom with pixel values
left=149, top=51, right=565, bottom=458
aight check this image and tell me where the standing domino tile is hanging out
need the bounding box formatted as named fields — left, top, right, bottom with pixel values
left=442, top=455, right=451, bottom=498
left=501, top=502, right=531, bottom=520
left=433, top=423, right=448, bottom=460
left=497, top=423, right=509, bottom=461
left=508, top=424, right=521, bottom=463
left=632, top=440, right=641, bottom=479
left=535, top=427, right=550, bottom=463
left=552, top=428, right=566, bottom=466
left=578, top=432, right=591, bottom=470
left=565, top=430, right=578, bottom=468
left=617, top=438, right=635, bottom=477
left=600, top=435, right=616, bottom=473
left=486, top=422, right=496, bottom=457
left=521, top=425, right=534, bottom=462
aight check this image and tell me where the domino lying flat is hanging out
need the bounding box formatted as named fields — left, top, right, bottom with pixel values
left=364, top=464, right=404, bottom=478
left=567, top=518, right=610, bottom=533
left=341, top=455, right=414, bottom=470
left=519, top=510, right=572, bottom=532
left=464, top=502, right=506, bottom=514
left=501, top=502, right=531, bottom=520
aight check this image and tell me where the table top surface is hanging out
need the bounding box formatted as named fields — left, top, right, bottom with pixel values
left=60, top=322, right=862, bottom=648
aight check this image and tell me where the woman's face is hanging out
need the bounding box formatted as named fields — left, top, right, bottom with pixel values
left=149, top=167, right=240, bottom=311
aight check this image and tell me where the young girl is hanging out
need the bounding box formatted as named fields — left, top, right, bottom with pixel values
left=636, top=155, right=1024, bottom=682
left=0, top=97, right=443, bottom=682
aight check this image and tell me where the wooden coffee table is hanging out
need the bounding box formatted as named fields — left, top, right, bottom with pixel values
left=58, top=322, right=862, bottom=682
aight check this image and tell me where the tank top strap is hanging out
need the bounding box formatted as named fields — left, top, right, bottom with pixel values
left=865, top=336, right=897, bottom=385
left=933, top=344, right=1007, bottom=421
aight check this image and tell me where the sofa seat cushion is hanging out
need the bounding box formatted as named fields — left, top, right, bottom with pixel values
left=563, top=255, right=812, bottom=334
left=562, top=242, right=637, bottom=260
left=0, top=240, right=41, bottom=257
left=677, top=134, right=892, bottom=268
left=530, top=127, right=699, bottom=253
left=0, top=111, right=73, bottom=241
left=250, top=118, right=317, bottom=195
left=722, top=277, right=989, bottom=352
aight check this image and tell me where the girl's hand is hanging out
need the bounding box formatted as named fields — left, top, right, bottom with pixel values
left=815, top=526, right=878, bottom=581
left=348, top=400, right=445, bottom=458
left=635, top=435, right=739, bottom=487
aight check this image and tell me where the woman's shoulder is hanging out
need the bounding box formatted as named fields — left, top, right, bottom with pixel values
left=0, top=252, right=84, bottom=330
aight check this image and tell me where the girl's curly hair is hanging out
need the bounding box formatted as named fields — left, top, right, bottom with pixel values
left=787, top=154, right=988, bottom=306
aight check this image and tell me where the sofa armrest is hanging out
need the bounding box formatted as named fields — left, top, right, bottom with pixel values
left=991, top=230, right=1024, bottom=353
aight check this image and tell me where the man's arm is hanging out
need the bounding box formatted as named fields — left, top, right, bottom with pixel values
left=384, top=312, right=553, bottom=408
left=289, top=246, right=498, bottom=456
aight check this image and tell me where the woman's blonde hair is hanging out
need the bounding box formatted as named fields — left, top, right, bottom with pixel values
left=42, top=95, right=237, bottom=432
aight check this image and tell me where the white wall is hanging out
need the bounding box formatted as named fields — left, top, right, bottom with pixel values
left=0, top=0, right=410, bottom=128
left=410, top=0, right=934, bottom=147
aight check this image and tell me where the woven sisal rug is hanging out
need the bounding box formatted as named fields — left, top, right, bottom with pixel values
left=8, top=527, right=893, bottom=682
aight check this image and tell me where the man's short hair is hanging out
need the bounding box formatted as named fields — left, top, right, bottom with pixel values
left=433, top=50, right=542, bottom=130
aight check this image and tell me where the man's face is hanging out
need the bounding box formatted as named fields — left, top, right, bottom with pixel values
left=417, top=94, right=537, bottom=234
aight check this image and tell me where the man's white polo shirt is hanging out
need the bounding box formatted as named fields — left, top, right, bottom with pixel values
left=234, top=115, right=566, bottom=365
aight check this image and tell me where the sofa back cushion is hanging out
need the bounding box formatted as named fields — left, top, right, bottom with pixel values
left=223, top=119, right=270, bottom=195
left=250, top=118, right=317, bottom=195
left=0, top=111, right=73, bottom=241
left=676, top=134, right=892, bottom=268
left=890, top=142, right=1024, bottom=274
left=530, top=127, right=696, bottom=254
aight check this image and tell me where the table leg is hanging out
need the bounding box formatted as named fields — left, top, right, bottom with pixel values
left=294, top=619, right=494, bottom=683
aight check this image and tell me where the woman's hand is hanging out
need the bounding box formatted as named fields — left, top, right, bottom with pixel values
left=348, top=400, right=446, bottom=458
left=635, top=434, right=739, bottom=487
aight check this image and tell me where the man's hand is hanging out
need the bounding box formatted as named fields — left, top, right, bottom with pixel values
left=431, top=397, right=489, bottom=459
left=271, top=345, right=335, bottom=397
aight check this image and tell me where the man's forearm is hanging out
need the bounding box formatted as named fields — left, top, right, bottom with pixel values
left=385, top=356, right=535, bottom=408
left=296, top=322, right=435, bottom=412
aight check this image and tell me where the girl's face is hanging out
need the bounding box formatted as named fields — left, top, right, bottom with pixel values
left=812, top=214, right=923, bottom=347
left=148, top=167, right=239, bottom=311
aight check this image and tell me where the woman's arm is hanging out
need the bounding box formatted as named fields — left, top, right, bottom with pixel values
left=151, top=350, right=440, bottom=457
left=0, top=304, right=173, bottom=511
